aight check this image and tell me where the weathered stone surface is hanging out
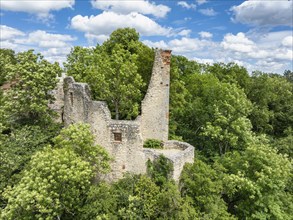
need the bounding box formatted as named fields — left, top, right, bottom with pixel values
left=50, top=49, right=194, bottom=182
left=140, top=49, right=171, bottom=142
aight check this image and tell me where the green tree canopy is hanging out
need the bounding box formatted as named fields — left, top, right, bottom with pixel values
left=64, top=28, right=154, bottom=119
left=220, top=141, right=292, bottom=219
left=2, top=50, right=61, bottom=127
left=1, top=147, right=93, bottom=220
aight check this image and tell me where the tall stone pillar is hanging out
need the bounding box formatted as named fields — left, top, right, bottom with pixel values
left=140, top=49, right=171, bottom=141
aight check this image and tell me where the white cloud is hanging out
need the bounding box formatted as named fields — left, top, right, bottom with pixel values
left=91, top=0, right=170, bottom=18
left=0, top=25, right=76, bottom=64
left=0, top=0, right=74, bottom=20
left=178, top=29, right=192, bottom=36
left=196, top=0, right=208, bottom=5
left=168, top=37, right=205, bottom=53
left=221, top=32, right=255, bottom=53
left=199, top=8, right=217, bottom=16
left=142, top=40, right=168, bottom=49
left=42, top=47, right=72, bottom=63
left=282, top=36, right=293, bottom=47
left=0, top=25, right=25, bottom=40
left=220, top=31, right=293, bottom=65
left=143, top=29, right=292, bottom=74
left=146, top=37, right=214, bottom=55
left=85, top=33, right=109, bottom=45
left=231, top=0, right=293, bottom=27
left=199, top=31, right=213, bottom=39
left=71, top=11, right=173, bottom=42
left=193, top=57, right=214, bottom=64
left=17, top=30, right=76, bottom=48
left=178, top=1, right=196, bottom=10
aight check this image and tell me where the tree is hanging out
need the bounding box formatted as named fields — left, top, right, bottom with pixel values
left=64, top=28, right=155, bottom=119
left=220, top=140, right=292, bottom=219
left=63, top=46, right=95, bottom=83
left=176, top=73, right=253, bottom=156
left=1, top=147, right=93, bottom=220
left=1, top=123, right=112, bottom=219
left=247, top=72, right=293, bottom=137
left=53, top=123, right=111, bottom=175
left=0, top=49, right=16, bottom=86
left=180, top=160, right=235, bottom=219
left=206, top=62, right=251, bottom=93
left=0, top=125, right=60, bottom=208
left=3, top=50, right=61, bottom=127
left=283, top=69, right=293, bottom=82
left=147, top=154, right=174, bottom=187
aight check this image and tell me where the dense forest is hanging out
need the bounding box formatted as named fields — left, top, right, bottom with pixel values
left=0, top=28, right=292, bottom=219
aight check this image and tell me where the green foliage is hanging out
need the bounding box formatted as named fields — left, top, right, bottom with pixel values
left=220, top=141, right=292, bottom=219
left=63, top=46, right=95, bottom=82
left=206, top=62, right=251, bottom=93
left=176, top=72, right=253, bottom=156
left=1, top=147, right=93, bottom=220
left=112, top=174, right=187, bottom=219
left=0, top=48, right=16, bottom=86
left=1, top=29, right=292, bottom=220
left=2, top=50, right=61, bottom=127
left=272, top=128, right=293, bottom=158
left=283, top=69, right=293, bottom=82
left=143, top=138, right=163, bottom=149
left=64, top=28, right=154, bottom=120
left=53, top=123, right=111, bottom=175
left=147, top=155, right=174, bottom=187
left=180, top=160, right=235, bottom=219
left=247, top=71, right=293, bottom=136
left=0, top=125, right=61, bottom=208
left=118, top=175, right=160, bottom=219
left=77, top=183, right=118, bottom=220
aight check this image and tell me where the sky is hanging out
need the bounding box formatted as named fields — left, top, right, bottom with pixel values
left=0, top=0, right=292, bottom=73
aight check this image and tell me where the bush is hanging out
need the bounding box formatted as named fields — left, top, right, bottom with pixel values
left=143, top=139, right=163, bottom=149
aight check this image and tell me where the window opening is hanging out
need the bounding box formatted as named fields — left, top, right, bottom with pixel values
left=114, top=132, right=122, bottom=142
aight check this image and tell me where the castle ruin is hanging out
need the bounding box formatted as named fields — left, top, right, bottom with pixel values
left=51, top=49, right=194, bottom=181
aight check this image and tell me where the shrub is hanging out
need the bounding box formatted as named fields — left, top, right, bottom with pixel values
left=143, top=139, right=163, bottom=149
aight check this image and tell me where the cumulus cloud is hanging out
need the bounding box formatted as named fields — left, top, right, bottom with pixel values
left=199, top=8, right=217, bottom=16
left=199, top=31, right=213, bottom=39
left=221, top=32, right=255, bottom=53
left=231, top=0, right=293, bottom=27
left=16, top=30, right=76, bottom=48
left=0, top=25, right=76, bottom=64
left=91, top=0, right=170, bottom=18
left=144, top=37, right=214, bottom=56
left=0, top=25, right=25, bottom=40
left=142, top=40, right=168, bottom=49
left=178, top=1, right=196, bottom=10
left=143, top=29, right=292, bottom=73
left=71, top=11, right=173, bottom=42
left=178, top=29, right=192, bottom=36
left=282, top=36, right=293, bottom=47
left=0, top=0, right=74, bottom=21
left=220, top=31, right=293, bottom=66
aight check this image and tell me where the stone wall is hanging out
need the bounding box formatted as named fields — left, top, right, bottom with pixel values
left=140, top=49, right=171, bottom=142
left=143, top=140, right=194, bottom=182
left=51, top=49, right=194, bottom=182
left=62, top=76, right=146, bottom=180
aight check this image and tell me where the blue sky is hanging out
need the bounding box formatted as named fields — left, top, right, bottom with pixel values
left=0, top=0, right=292, bottom=73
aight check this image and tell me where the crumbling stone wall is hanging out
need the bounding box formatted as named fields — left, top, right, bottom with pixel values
left=140, top=49, right=171, bottom=142
left=143, top=141, right=194, bottom=182
left=51, top=49, right=194, bottom=182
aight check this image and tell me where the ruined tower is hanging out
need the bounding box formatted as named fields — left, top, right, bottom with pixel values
left=51, top=49, right=194, bottom=182
left=140, top=49, right=172, bottom=141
